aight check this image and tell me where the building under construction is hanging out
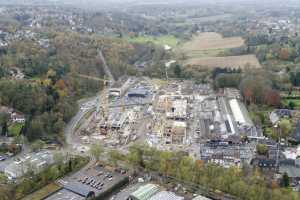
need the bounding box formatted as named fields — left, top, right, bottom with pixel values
left=164, top=121, right=187, bottom=144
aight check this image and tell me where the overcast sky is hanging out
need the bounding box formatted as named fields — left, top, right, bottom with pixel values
left=0, top=0, right=298, bottom=6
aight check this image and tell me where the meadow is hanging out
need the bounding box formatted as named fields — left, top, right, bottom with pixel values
left=127, top=35, right=180, bottom=47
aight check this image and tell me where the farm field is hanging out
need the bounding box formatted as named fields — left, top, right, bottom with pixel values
left=187, top=14, right=233, bottom=23
left=185, top=55, right=262, bottom=69
left=181, top=32, right=244, bottom=52
left=127, top=35, right=180, bottom=47
left=180, top=32, right=261, bottom=69
left=186, top=49, right=229, bottom=58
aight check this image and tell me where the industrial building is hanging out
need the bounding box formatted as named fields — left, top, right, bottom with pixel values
left=63, top=182, right=96, bottom=199
left=44, top=189, right=84, bottom=200
left=128, top=87, right=149, bottom=98
left=129, top=184, right=160, bottom=200
left=223, top=88, right=241, bottom=100
left=149, top=191, right=184, bottom=200
left=46, top=164, right=129, bottom=200
left=4, top=151, right=54, bottom=179
left=229, top=99, right=253, bottom=127
left=109, top=77, right=134, bottom=97
left=200, top=142, right=255, bottom=168
left=195, top=95, right=262, bottom=140
left=128, top=184, right=184, bottom=200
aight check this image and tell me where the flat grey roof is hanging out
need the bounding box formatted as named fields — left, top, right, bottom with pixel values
left=64, top=182, right=95, bottom=197
left=44, top=189, right=84, bottom=200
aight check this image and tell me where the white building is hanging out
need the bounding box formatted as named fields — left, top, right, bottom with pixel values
left=149, top=191, right=184, bottom=200
left=229, top=99, right=253, bottom=127
left=4, top=151, right=54, bottom=179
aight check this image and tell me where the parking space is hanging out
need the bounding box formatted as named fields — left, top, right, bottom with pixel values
left=61, top=164, right=128, bottom=196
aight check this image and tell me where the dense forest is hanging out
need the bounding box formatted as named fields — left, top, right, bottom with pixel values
left=0, top=29, right=167, bottom=143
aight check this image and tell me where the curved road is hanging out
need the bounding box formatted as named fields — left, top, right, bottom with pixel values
left=65, top=49, right=114, bottom=152
left=64, top=96, right=98, bottom=150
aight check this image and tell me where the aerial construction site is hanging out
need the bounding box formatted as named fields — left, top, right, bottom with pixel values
left=75, top=76, right=263, bottom=168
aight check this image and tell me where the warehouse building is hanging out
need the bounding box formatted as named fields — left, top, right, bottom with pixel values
left=229, top=99, right=253, bottom=127
left=109, top=78, right=133, bottom=97
left=149, top=191, right=184, bottom=200
left=129, top=184, right=184, bottom=200
left=63, top=182, right=96, bottom=199
left=128, top=87, right=149, bottom=98
left=129, top=184, right=160, bottom=200
left=44, top=189, right=84, bottom=200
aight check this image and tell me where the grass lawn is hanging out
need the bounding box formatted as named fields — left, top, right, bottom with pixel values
left=21, top=183, right=62, bottom=200
left=8, top=123, right=24, bottom=137
left=127, top=35, right=180, bottom=47
left=282, top=99, right=300, bottom=109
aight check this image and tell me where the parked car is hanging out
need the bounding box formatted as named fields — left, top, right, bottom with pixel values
left=0, top=155, right=7, bottom=161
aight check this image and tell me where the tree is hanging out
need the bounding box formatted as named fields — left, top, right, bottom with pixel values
left=89, top=143, right=103, bottom=161
left=0, top=113, right=9, bottom=136
left=108, top=149, right=123, bottom=166
left=288, top=101, right=296, bottom=110
left=174, top=64, right=182, bottom=78
left=27, top=117, right=44, bottom=141
left=177, top=156, right=194, bottom=181
left=159, top=151, right=173, bottom=176
left=257, top=144, right=268, bottom=155
left=290, top=71, right=300, bottom=86
left=271, top=179, right=279, bottom=189
left=215, top=73, right=241, bottom=88
left=264, top=89, right=281, bottom=107
left=279, top=119, right=292, bottom=139
left=278, top=48, right=290, bottom=60
left=240, top=74, right=272, bottom=105
left=31, top=140, right=45, bottom=152
left=282, top=172, right=290, bottom=187
left=127, top=143, right=144, bottom=168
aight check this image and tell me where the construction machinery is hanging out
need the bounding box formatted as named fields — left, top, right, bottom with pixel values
left=77, top=73, right=110, bottom=135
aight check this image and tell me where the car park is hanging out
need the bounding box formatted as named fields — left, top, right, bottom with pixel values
left=55, top=164, right=129, bottom=199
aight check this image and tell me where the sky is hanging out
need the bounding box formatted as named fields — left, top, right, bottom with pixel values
left=0, top=0, right=298, bottom=6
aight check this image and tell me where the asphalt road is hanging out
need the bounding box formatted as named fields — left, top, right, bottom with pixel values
left=65, top=96, right=98, bottom=150
left=65, top=49, right=115, bottom=153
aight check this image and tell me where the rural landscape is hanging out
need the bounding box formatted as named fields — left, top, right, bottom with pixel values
left=180, top=32, right=261, bottom=69
left=0, top=0, right=300, bottom=200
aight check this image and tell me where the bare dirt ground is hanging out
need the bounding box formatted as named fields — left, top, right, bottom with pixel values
left=179, top=32, right=261, bottom=69
left=181, top=32, right=245, bottom=52
left=185, top=54, right=262, bottom=69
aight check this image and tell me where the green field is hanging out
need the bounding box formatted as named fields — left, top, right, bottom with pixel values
left=8, top=123, right=24, bottom=137
left=282, top=99, right=300, bottom=109
left=127, top=35, right=180, bottom=47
